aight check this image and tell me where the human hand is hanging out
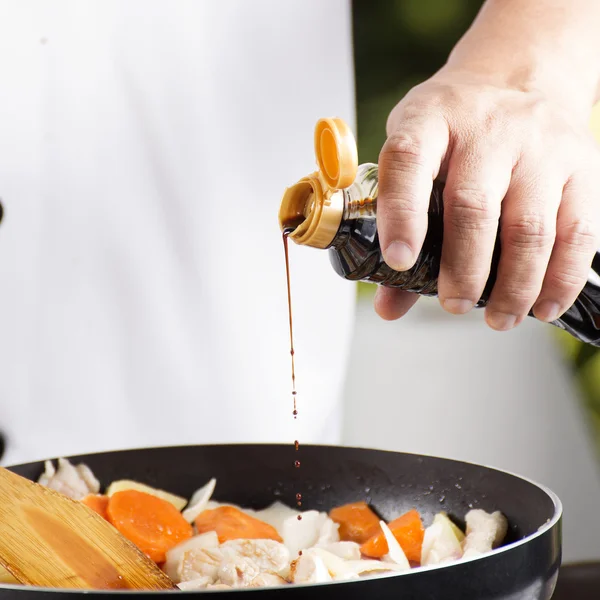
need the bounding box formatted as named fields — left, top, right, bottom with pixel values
left=374, top=68, right=600, bottom=331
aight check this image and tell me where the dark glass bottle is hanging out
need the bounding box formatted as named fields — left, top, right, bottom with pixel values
left=279, top=118, right=600, bottom=346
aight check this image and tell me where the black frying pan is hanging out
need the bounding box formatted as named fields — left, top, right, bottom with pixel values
left=1, top=444, right=561, bottom=599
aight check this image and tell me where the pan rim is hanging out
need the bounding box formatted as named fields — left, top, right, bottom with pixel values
left=0, top=442, right=562, bottom=595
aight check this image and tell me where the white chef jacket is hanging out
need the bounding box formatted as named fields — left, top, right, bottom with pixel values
left=0, top=0, right=356, bottom=464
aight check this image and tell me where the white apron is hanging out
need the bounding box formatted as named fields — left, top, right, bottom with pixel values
left=0, top=0, right=356, bottom=464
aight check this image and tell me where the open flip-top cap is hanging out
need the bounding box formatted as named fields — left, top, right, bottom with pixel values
left=314, top=118, right=358, bottom=190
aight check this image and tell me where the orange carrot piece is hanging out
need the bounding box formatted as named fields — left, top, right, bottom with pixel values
left=81, top=494, right=109, bottom=520
left=107, top=490, right=193, bottom=563
left=360, top=509, right=425, bottom=564
left=194, top=506, right=283, bottom=543
left=329, top=502, right=382, bottom=544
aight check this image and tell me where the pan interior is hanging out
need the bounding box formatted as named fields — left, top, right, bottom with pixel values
left=10, top=444, right=558, bottom=547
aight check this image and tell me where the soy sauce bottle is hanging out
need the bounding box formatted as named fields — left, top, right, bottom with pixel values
left=279, top=118, right=600, bottom=346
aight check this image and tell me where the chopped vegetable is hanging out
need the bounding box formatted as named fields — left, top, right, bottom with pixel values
left=316, top=541, right=361, bottom=561
left=281, top=510, right=339, bottom=557
left=360, top=509, right=425, bottom=564
left=182, top=479, right=216, bottom=523
left=106, top=490, right=193, bottom=563
left=195, top=506, right=283, bottom=544
left=81, top=494, right=109, bottom=520
left=253, top=501, right=301, bottom=532
left=329, top=502, right=381, bottom=544
left=379, top=521, right=410, bottom=570
left=35, top=458, right=511, bottom=590
left=106, top=479, right=187, bottom=511
left=421, top=513, right=463, bottom=566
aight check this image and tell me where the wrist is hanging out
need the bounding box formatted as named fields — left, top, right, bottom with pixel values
left=441, top=49, right=598, bottom=118
left=441, top=0, right=600, bottom=118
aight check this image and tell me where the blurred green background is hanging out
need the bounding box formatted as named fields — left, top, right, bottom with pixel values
left=351, top=0, right=600, bottom=457
left=353, top=0, right=482, bottom=162
left=352, top=0, right=482, bottom=300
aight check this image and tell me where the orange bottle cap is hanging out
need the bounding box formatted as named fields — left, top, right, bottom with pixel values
left=314, top=118, right=358, bottom=190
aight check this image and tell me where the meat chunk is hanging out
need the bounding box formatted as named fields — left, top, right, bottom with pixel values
left=176, top=576, right=212, bottom=590
left=217, top=539, right=290, bottom=587
left=247, top=572, right=288, bottom=588
left=462, top=510, right=508, bottom=558
left=290, top=553, right=332, bottom=584
left=38, top=458, right=100, bottom=500
left=178, top=547, right=223, bottom=583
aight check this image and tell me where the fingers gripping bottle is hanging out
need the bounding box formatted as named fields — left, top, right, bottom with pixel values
left=278, top=117, right=600, bottom=346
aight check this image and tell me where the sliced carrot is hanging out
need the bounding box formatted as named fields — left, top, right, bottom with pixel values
left=329, top=501, right=382, bottom=544
left=81, top=494, right=109, bottom=520
left=107, top=490, right=193, bottom=563
left=360, top=509, right=425, bottom=564
left=194, top=506, right=283, bottom=543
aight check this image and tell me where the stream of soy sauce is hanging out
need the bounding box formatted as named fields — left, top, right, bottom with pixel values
left=283, top=229, right=303, bottom=521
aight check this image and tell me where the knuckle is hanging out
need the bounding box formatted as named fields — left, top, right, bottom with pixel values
left=379, top=200, right=422, bottom=228
left=444, top=187, right=498, bottom=232
left=380, top=132, right=427, bottom=171
left=556, top=218, right=598, bottom=251
left=545, top=267, right=587, bottom=291
left=502, top=216, right=554, bottom=250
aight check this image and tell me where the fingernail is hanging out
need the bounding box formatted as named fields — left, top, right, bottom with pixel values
left=442, top=298, right=474, bottom=315
left=384, top=242, right=414, bottom=271
left=487, top=311, right=517, bottom=331
left=534, top=300, right=561, bottom=322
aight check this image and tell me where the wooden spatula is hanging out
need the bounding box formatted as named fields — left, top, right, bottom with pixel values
left=0, top=467, right=176, bottom=591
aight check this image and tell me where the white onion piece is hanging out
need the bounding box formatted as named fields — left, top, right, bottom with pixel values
left=316, top=517, right=340, bottom=545
left=254, top=501, right=301, bottom=533
left=182, top=479, right=216, bottom=523
left=379, top=521, right=410, bottom=570
left=421, top=514, right=463, bottom=567
left=344, top=560, right=407, bottom=575
left=306, top=548, right=358, bottom=581
left=164, top=532, right=219, bottom=582
left=282, top=511, right=329, bottom=557
left=316, top=541, right=361, bottom=561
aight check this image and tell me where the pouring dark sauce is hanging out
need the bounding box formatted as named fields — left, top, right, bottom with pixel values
left=283, top=229, right=303, bottom=518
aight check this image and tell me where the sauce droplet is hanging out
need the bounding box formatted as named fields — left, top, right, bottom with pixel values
left=283, top=231, right=298, bottom=419
left=284, top=231, right=305, bottom=530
